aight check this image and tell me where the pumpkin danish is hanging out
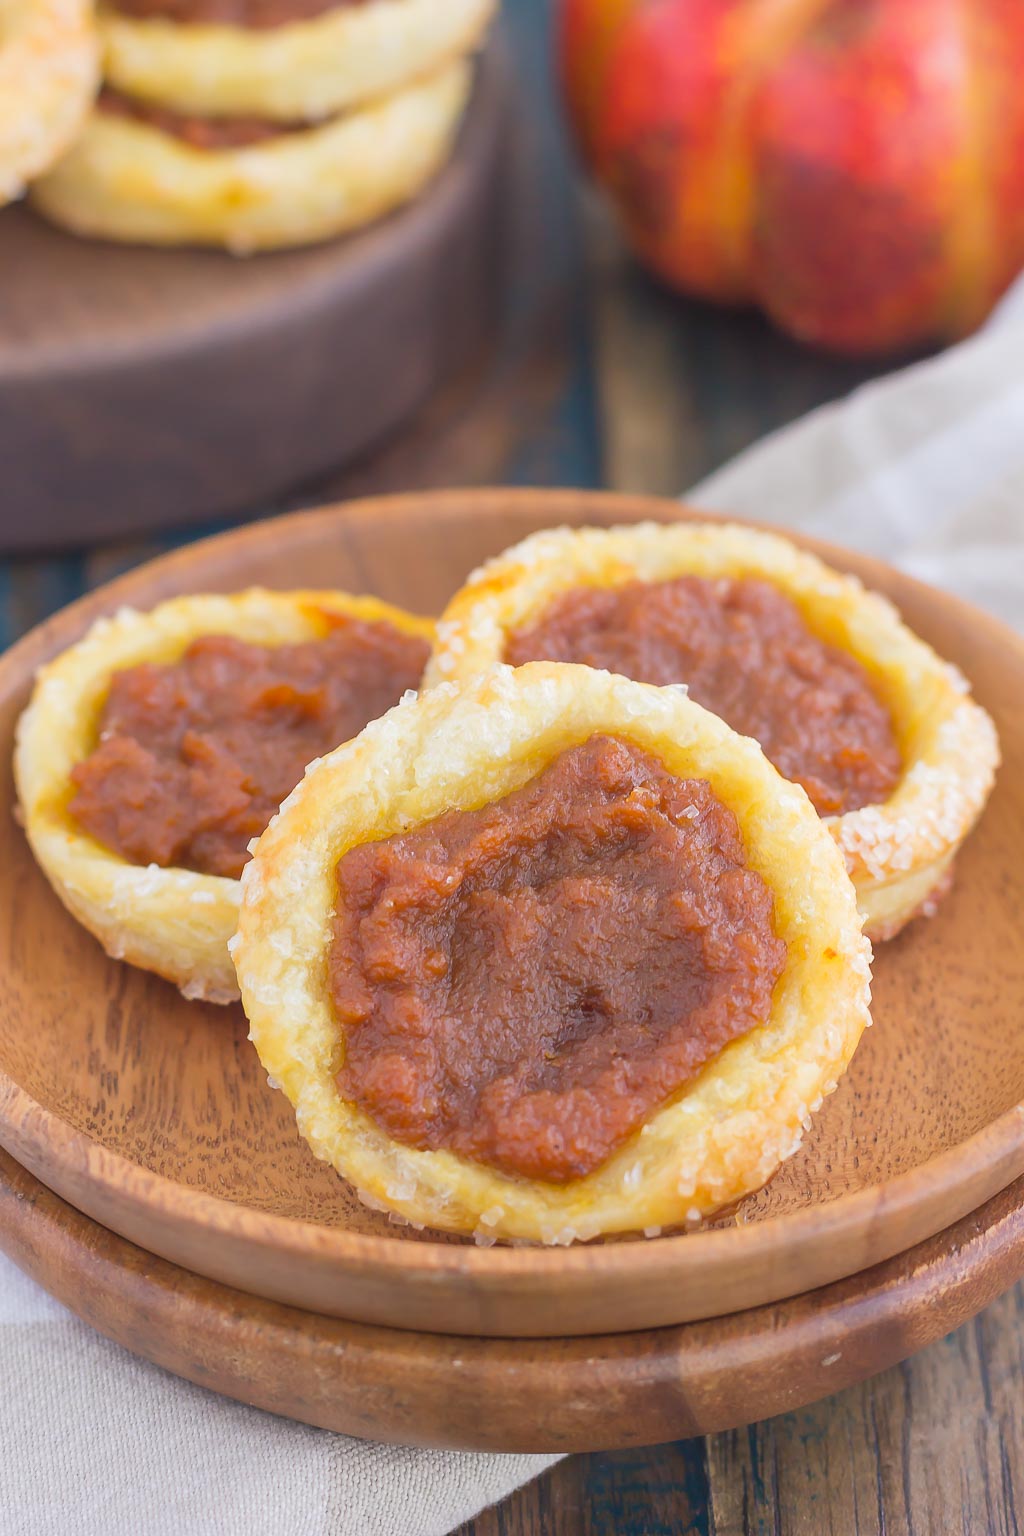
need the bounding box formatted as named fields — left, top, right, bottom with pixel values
left=233, top=663, right=871, bottom=1243
left=98, top=0, right=494, bottom=123
left=426, top=522, right=999, bottom=943
left=30, top=57, right=470, bottom=251
left=15, top=589, right=433, bottom=1002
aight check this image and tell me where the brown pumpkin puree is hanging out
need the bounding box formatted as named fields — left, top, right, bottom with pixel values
left=505, top=576, right=901, bottom=817
left=70, top=620, right=429, bottom=879
left=98, top=87, right=299, bottom=149
left=330, top=734, right=787, bottom=1184
left=106, top=0, right=365, bottom=30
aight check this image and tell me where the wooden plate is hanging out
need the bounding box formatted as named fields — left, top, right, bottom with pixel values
left=0, top=44, right=507, bottom=550
left=1, top=489, right=1022, bottom=1339
left=2, top=1143, right=1023, bottom=1451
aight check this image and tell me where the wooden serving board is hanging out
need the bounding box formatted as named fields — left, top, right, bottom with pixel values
left=0, top=44, right=509, bottom=550
left=0, top=490, right=1022, bottom=1341
left=2, top=1144, right=1023, bottom=1452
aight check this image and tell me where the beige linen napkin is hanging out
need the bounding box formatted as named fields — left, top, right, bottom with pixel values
left=0, top=1259, right=558, bottom=1534
left=2, top=278, right=1022, bottom=1536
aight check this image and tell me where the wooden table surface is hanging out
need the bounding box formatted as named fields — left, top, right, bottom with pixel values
left=3, top=3, right=1021, bottom=1533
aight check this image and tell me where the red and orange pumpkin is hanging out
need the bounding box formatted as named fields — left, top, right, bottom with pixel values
left=559, top=0, right=1024, bottom=354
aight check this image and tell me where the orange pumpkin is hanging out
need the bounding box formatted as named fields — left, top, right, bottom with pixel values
left=559, top=0, right=1024, bottom=354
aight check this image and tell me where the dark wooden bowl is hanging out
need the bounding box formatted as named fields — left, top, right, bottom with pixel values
left=0, top=490, right=1021, bottom=1340
left=0, top=45, right=508, bottom=550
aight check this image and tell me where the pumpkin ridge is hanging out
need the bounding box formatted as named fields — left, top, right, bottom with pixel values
left=710, top=0, right=836, bottom=293
left=937, top=0, right=999, bottom=339
left=559, top=0, right=635, bottom=165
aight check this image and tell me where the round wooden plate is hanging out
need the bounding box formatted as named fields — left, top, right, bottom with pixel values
left=0, top=45, right=507, bottom=550
left=2, top=1144, right=1023, bottom=1451
left=1, top=490, right=1022, bottom=1340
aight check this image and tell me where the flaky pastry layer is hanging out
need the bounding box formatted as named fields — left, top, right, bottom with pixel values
left=30, top=57, right=469, bottom=251
left=99, top=0, right=493, bottom=121
left=0, top=0, right=98, bottom=202
left=14, top=588, right=434, bottom=1003
left=426, top=523, right=1000, bottom=942
left=233, top=662, right=871, bottom=1243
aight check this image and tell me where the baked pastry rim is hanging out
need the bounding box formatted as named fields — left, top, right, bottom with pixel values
left=233, top=661, right=872, bottom=1244
left=98, top=0, right=494, bottom=120
left=29, top=57, right=470, bottom=252
left=0, top=0, right=99, bottom=201
left=14, top=587, right=434, bottom=1004
left=424, top=521, right=1001, bottom=942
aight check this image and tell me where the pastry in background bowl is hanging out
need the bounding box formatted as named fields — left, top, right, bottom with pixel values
left=426, top=521, right=999, bottom=942
left=30, top=60, right=471, bottom=251
left=233, top=662, right=871, bottom=1243
left=99, top=0, right=495, bottom=122
left=0, top=0, right=98, bottom=204
left=14, top=589, right=433, bottom=1002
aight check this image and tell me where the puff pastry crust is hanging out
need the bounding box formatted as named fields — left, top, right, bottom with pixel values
left=99, top=0, right=494, bottom=121
left=233, top=662, right=871, bottom=1243
left=29, top=57, right=469, bottom=251
left=426, top=523, right=1000, bottom=944
left=14, top=589, right=434, bottom=1004
left=0, top=0, right=98, bottom=202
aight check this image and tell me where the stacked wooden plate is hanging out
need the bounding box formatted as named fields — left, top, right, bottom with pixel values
left=2, top=489, right=1024, bottom=1452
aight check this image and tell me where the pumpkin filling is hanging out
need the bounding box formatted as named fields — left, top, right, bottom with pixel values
left=105, top=0, right=368, bottom=29
left=330, top=734, right=787, bottom=1184
left=505, top=576, right=901, bottom=816
left=70, top=619, right=430, bottom=879
left=97, top=86, right=305, bottom=148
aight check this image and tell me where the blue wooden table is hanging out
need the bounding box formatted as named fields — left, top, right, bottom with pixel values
left=5, top=4, right=1019, bottom=1531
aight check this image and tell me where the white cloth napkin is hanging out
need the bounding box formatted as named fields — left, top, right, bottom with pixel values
left=2, top=278, right=1022, bottom=1536
left=692, top=277, right=1024, bottom=626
